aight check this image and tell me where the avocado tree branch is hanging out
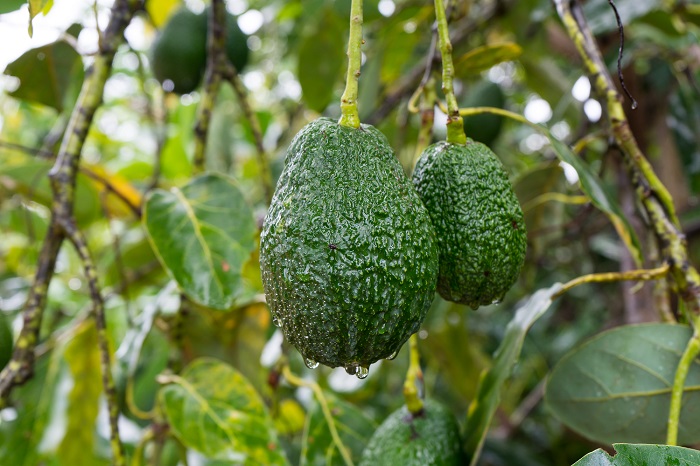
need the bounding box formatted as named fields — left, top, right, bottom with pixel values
left=193, top=0, right=227, bottom=173
left=553, top=0, right=700, bottom=445
left=433, top=0, right=466, bottom=145
left=0, top=1, right=142, bottom=464
left=338, top=0, right=363, bottom=128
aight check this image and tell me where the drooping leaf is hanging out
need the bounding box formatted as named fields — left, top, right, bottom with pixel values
left=546, top=323, right=700, bottom=445
left=143, top=173, right=257, bottom=310
left=4, top=39, right=84, bottom=112
left=464, top=283, right=563, bottom=465
left=159, top=358, right=289, bottom=464
left=455, top=43, right=523, bottom=78
left=297, top=10, right=345, bottom=113
left=548, top=136, right=643, bottom=265
left=57, top=321, right=103, bottom=464
left=28, top=0, right=53, bottom=36
left=300, top=392, right=377, bottom=466
left=573, top=443, right=700, bottom=466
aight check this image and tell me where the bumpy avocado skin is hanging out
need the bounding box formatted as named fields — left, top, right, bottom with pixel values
left=412, top=140, right=526, bottom=309
left=260, top=118, right=438, bottom=370
left=359, top=399, right=464, bottom=466
left=151, top=9, right=207, bottom=94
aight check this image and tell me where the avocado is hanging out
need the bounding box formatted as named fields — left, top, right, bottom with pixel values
left=359, top=399, right=464, bottom=465
left=260, top=118, right=438, bottom=375
left=150, top=8, right=249, bottom=95
left=150, top=8, right=207, bottom=94
left=412, top=140, right=526, bottom=309
left=461, top=80, right=505, bottom=146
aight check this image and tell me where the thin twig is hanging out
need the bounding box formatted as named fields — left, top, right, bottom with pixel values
left=552, top=264, right=670, bottom=299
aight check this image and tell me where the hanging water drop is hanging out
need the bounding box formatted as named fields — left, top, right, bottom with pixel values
left=356, top=366, right=369, bottom=379
left=344, top=363, right=358, bottom=376
left=386, top=350, right=398, bottom=360
left=304, top=357, right=319, bottom=369
left=272, top=316, right=282, bottom=327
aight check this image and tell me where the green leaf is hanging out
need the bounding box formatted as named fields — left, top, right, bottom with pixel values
left=4, top=39, right=84, bottom=112
left=159, top=358, right=289, bottom=464
left=464, top=283, right=562, bottom=465
left=57, top=321, right=102, bottom=464
left=545, top=323, right=700, bottom=445
left=583, top=0, right=660, bottom=34
left=300, top=393, right=377, bottom=465
left=573, top=443, right=700, bottom=466
left=297, top=10, right=346, bottom=113
left=548, top=136, right=643, bottom=266
left=0, top=0, right=26, bottom=14
left=454, top=43, right=523, bottom=78
left=143, top=173, right=257, bottom=310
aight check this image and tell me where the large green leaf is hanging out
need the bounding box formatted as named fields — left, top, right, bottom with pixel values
left=159, top=358, right=288, bottom=464
left=143, top=173, right=257, bottom=310
left=0, top=0, right=25, bottom=14
left=297, top=10, right=345, bottom=113
left=300, top=393, right=377, bottom=466
left=573, top=443, right=700, bottom=466
left=546, top=323, right=700, bottom=445
left=464, top=283, right=562, bottom=465
left=4, top=39, right=84, bottom=112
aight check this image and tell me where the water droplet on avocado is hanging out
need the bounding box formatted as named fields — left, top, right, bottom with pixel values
left=344, top=363, right=358, bottom=376
left=386, top=350, right=398, bottom=360
left=356, top=366, right=369, bottom=379
left=304, top=357, right=319, bottom=369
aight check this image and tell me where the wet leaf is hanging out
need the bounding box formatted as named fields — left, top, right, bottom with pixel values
left=573, top=443, right=700, bottom=466
left=546, top=323, right=700, bottom=445
left=301, top=392, right=376, bottom=466
left=464, top=283, right=562, bottom=465
left=4, top=39, right=84, bottom=111
left=159, top=358, right=289, bottom=464
left=57, top=321, right=102, bottom=464
left=455, top=43, right=522, bottom=78
left=297, top=10, right=345, bottom=113
left=143, top=173, right=257, bottom=310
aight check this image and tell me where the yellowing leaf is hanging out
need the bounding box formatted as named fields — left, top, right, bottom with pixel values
left=28, top=0, right=53, bottom=36
left=274, top=399, right=306, bottom=435
left=146, top=0, right=181, bottom=27
left=83, top=163, right=142, bottom=217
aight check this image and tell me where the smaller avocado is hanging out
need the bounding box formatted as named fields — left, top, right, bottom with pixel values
left=461, top=80, right=505, bottom=146
left=150, top=8, right=207, bottom=94
left=359, top=399, right=464, bottom=466
left=412, top=140, right=527, bottom=308
left=151, top=8, right=249, bottom=95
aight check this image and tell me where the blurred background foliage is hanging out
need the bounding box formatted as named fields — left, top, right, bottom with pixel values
left=0, top=0, right=699, bottom=464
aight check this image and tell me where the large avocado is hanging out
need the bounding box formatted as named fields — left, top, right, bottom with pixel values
left=260, top=118, right=438, bottom=374
left=359, top=399, right=464, bottom=465
left=150, top=8, right=249, bottom=95
left=412, top=140, right=526, bottom=309
left=150, top=8, right=207, bottom=94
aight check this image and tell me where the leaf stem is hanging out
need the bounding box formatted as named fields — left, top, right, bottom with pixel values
left=281, top=365, right=354, bottom=466
left=403, top=334, right=424, bottom=414
left=338, top=0, right=363, bottom=128
left=434, top=0, right=466, bottom=145
left=667, top=329, right=700, bottom=445
left=552, top=264, right=670, bottom=299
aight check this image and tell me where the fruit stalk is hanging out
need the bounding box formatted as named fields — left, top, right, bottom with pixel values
left=553, top=0, right=700, bottom=446
left=338, top=0, right=363, bottom=128
left=403, top=334, right=424, bottom=414
left=193, top=0, right=227, bottom=173
left=433, top=0, right=467, bottom=145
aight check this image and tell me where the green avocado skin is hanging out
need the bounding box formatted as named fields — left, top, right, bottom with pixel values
left=260, top=118, right=438, bottom=370
left=359, top=400, right=464, bottom=466
left=412, top=140, right=526, bottom=309
left=151, top=9, right=249, bottom=95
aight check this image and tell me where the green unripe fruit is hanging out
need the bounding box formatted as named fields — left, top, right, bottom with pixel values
left=150, top=8, right=249, bottom=95
left=359, top=399, right=465, bottom=466
left=461, top=81, right=505, bottom=146
left=412, top=140, right=527, bottom=309
left=260, top=118, right=438, bottom=376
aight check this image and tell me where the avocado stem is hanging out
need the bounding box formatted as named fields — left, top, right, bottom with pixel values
left=403, top=334, right=425, bottom=415
left=338, top=0, right=363, bottom=129
left=434, top=0, right=467, bottom=145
